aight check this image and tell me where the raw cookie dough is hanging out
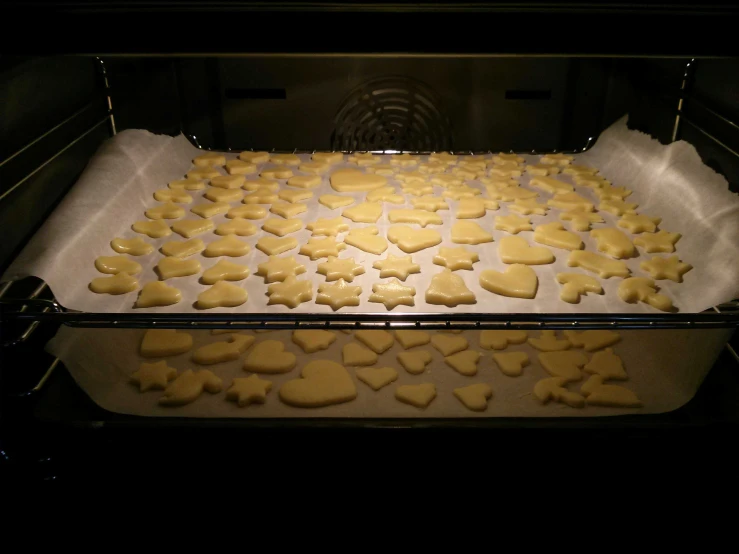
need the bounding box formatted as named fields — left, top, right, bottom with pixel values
left=640, top=256, right=692, bottom=282
left=191, top=202, right=230, bottom=219
left=598, top=198, right=638, bottom=216
left=89, top=272, right=139, bottom=295
left=565, top=330, right=621, bottom=352
left=583, top=348, right=628, bottom=379
left=299, top=162, right=330, bottom=175
left=270, top=202, right=307, bottom=219
left=343, top=226, right=389, bottom=255
left=228, top=205, right=268, bottom=219
left=387, top=226, right=442, bottom=253
left=410, top=195, right=449, bottom=212
left=132, top=220, right=172, bottom=238
left=498, top=236, right=554, bottom=265
left=429, top=175, right=463, bottom=188
left=135, top=281, right=182, bottom=308
left=395, top=170, right=430, bottom=183
left=239, top=151, right=270, bottom=164
left=193, top=152, right=225, bottom=167
left=244, top=340, right=297, bottom=373
left=306, top=217, right=350, bottom=236
left=140, top=329, right=193, bottom=358
left=492, top=153, right=525, bottom=165
left=226, top=375, right=273, bottom=407
left=538, top=352, right=587, bottom=386
left=489, top=166, right=523, bottom=178
left=111, top=237, right=154, bottom=256
left=313, top=152, right=344, bottom=164
left=225, top=159, right=257, bottom=175
left=618, top=277, right=674, bottom=311
left=187, top=167, right=221, bottom=180
left=201, top=260, right=250, bottom=285
left=299, top=237, right=346, bottom=260
left=204, top=188, right=244, bottom=203
left=533, top=222, right=583, bottom=251
left=425, top=269, right=477, bottom=307
left=262, top=218, right=304, bottom=237
left=316, top=279, right=362, bottom=311
left=330, top=168, right=387, bottom=192
left=486, top=185, right=538, bottom=202
left=575, top=174, right=610, bottom=189
left=494, top=215, right=532, bottom=234
left=204, top=235, right=250, bottom=257
left=529, top=330, right=571, bottom=352
left=451, top=221, right=493, bottom=245
left=192, top=334, right=255, bottom=365
left=618, top=213, right=661, bottom=234
left=585, top=382, right=642, bottom=407
left=560, top=209, right=604, bottom=232
left=243, top=178, right=279, bottom=191
left=372, top=254, right=421, bottom=280
left=455, top=198, right=499, bottom=218
left=197, top=281, right=248, bottom=309
left=154, top=189, right=193, bottom=203
left=540, top=153, right=574, bottom=166
left=317, top=256, right=365, bottom=282
left=287, top=175, right=321, bottom=189
left=215, top=218, right=258, bottom=236
left=493, top=352, right=530, bottom=377
left=171, top=219, right=215, bottom=238
left=94, top=255, right=142, bottom=275
left=445, top=350, right=481, bottom=376
left=509, top=198, right=549, bottom=216
left=594, top=184, right=632, bottom=201
left=279, top=360, right=357, bottom=408
left=526, top=164, right=560, bottom=176
left=156, top=257, right=201, bottom=280
left=453, top=384, right=493, bottom=411
left=319, top=194, right=355, bottom=209
left=279, top=189, right=313, bottom=203
left=633, top=230, right=681, bottom=253
left=342, top=342, right=378, bottom=366
left=388, top=209, right=443, bottom=227
left=397, top=351, right=433, bottom=374
left=292, top=330, right=337, bottom=353
left=267, top=276, right=313, bottom=308
left=480, top=330, right=528, bottom=350
left=395, top=383, right=437, bottom=409
left=556, top=272, right=603, bottom=303
left=395, top=330, right=430, bottom=349
left=433, top=246, right=480, bottom=271
left=356, top=367, right=399, bottom=391
left=431, top=334, right=468, bottom=356
left=402, top=181, right=436, bottom=196
left=530, top=176, right=574, bottom=195
left=257, top=236, right=299, bottom=256
left=567, top=250, right=630, bottom=278
left=169, top=178, right=206, bottom=190
left=390, top=153, right=420, bottom=167
left=533, top=377, right=585, bottom=408
left=242, top=187, right=277, bottom=204
left=256, top=256, right=306, bottom=284
left=563, top=164, right=598, bottom=176
left=366, top=163, right=396, bottom=176
left=347, top=152, right=380, bottom=166
left=355, top=330, right=395, bottom=354
left=479, top=264, right=538, bottom=299
left=131, top=361, right=177, bottom=392
left=160, top=238, right=205, bottom=258
left=268, top=153, right=301, bottom=166
left=441, top=184, right=481, bottom=200
left=591, top=228, right=635, bottom=259
left=368, top=278, right=416, bottom=310
left=159, top=369, right=223, bottom=406
left=342, top=202, right=383, bottom=223
left=210, top=174, right=245, bottom=189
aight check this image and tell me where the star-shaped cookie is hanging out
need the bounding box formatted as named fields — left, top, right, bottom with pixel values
left=494, top=215, right=533, bottom=234
left=401, top=182, right=434, bottom=196
left=130, top=361, right=177, bottom=392
left=267, top=276, right=313, bottom=308
left=317, top=256, right=366, bottom=282
left=316, top=279, right=362, bottom=311
left=410, top=195, right=449, bottom=212
left=560, top=210, right=604, bottom=231
left=256, top=255, right=307, bottom=283
left=432, top=247, right=480, bottom=271
left=369, top=278, right=416, bottom=310
left=510, top=198, right=549, bottom=215
left=306, top=217, right=350, bottom=236
left=395, top=171, right=428, bottom=183
left=226, top=375, right=273, bottom=407
left=633, top=230, right=681, bottom=253
left=441, top=184, right=481, bottom=200
left=299, top=237, right=347, bottom=260
left=430, top=174, right=464, bottom=187
left=618, top=213, right=661, bottom=234
left=640, top=256, right=693, bottom=282
left=372, top=254, right=421, bottom=280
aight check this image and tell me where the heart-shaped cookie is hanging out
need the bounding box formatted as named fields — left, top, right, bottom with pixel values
left=256, top=236, right=299, bottom=256
left=201, top=260, right=250, bottom=285
left=342, top=342, right=378, bottom=366
left=431, top=334, right=468, bottom=356
left=498, top=236, right=554, bottom=265
left=397, top=351, right=433, bottom=374
left=356, top=366, right=399, bottom=391
left=492, top=352, right=530, bottom=377
left=94, top=255, right=143, bottom=275
left=538, top=351, right=588, bottom=381
left=140, top=329, right=193, bottom=358
left=244, top=340, right=297, bottom=373
left=156, top=257, right=201, bottom=280
left=395, top=383, right=436, bottom=409
left=342, top=202, right=383, bottom=223
left=453, top=383, right=493, bottom=411
left=354, top=330, right=394, bottom=354
left=89, top=272, right=139, bottom=295
left=387, top=225, right=442, bottom=253
left=330, top=169, right=387, bottom=192
left=192, top=334, right=255, bottom=365
left=136, top=281, right=182, bottom=308
left=197, top=281, right=248, bottom=309
left=279, top=360, right=358, bottom=407
left=445, top=350, right=481, bottom=376
left=292, top=330, right=337, bottom=354
left=479, top=264, right=538, bottom=299
left=132, top=220, right=172, bottom=238
left=111, top=237, right=154, bottom=256
left=451, top=221, right=493, bottom=245
left=479, top=330, right=528, bottom=350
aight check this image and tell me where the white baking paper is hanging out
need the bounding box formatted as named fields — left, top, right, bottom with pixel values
left=4, top=116, right=739, bottom=314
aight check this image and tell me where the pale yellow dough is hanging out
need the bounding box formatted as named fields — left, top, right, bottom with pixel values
left=313, top=152, right=344, bottom=164
left=533, top=222, right=582, bottom=251
left=429, top=152, right=458, bottom=165
left=538, top=350, right=588, bottom=381
left=395, top=383, right=436, bottom=409
left=591, top=228, right=635, bottom=259
left=204, top=188, right=244, bottom=203
left=299, top=237, right=346, bottom=260
left=430, top=175, right=463, bottom=188
left=425, top=269, right=476, bottom=307
left=187, top=168, right=221, bottom=180
left=583, top=348, right=627, bottom=379
left=493, top=352, right=530, bottom=377
left=267, top=276, right=313, bottom=308
left=547, top=192, right=594, bottom=212
left=585, top=383, right=642, bottom=408
left=262, top=218, right=304, bottom=237
left=193, top=152, right=225, bottom=167
left=480, top=330, right=528, bottom=350
left=556, top=272, right=603, bottom=303
left=316, top=279, right=362, bottom=311
left=598, top=198, right=638, bottom=216
left=159, top=370, right=223, bottom=407
left=131, top=361, right=177, bottom=392
left=372, top=254, right=420, bottom=280
left=227, top=205, right=267, bottom=219
left=402, top=181, right=435, bottom=196
left=640, top=256, right=692, bottom=282
left=442, top=185, right=481, bottom=200
left=243, top=178, right=279, bottom=191
left=563, top=164, right=598, bottom=176
left=397, top=351, right=433, bottom=374
left=226, top=375, right=273, bottom=407
left=430, top=334, right=468, bottom=356
left=270, top=202, right=307, bottom=219
left=330, top=169, right=387, bottom=192
left=386, top=226, right=441, bottom=253
left=356, top=367, right=399, bottom=391
left=388, top=209, right=443, bottom=227
left=319, top=194, right=355, bottom=209
left=633, top=230, right=681, bottom=253
left=390, top=153, right=420, bottom=167
left=215, top=218, right=258, bottom=236
left=132, top=220, right=172, bottom=238
left=135, top=281, right=182, bottom=308
left=567, top=250, right=630, bottom=278
left=191, top=202, right=230, bottom=219
left=342, top=202, right=383, bottom=223
left=529, top=331, right=571, bottom=352
left=256, top=255, right=306, bottom=282
left=160, top=238, right=205, bottom=258
left=451, top=221, right=493, bottom=245
left=342, top=342, right=378, bottom=366
left=243, top=187, right=278, bottom=204
left=618, top=277, right=673, bottom=312
left=498, top=236, right=554, bottom=265
left=479, top=264, right=538, bottom=299
left=432, top=247, right=479, bottom=271
left=341, top=227, right=387, bottom=255
left=486, top=186, right=538, bottom=202
left=394, top=330, right=430, bottom=349
left=366, top=163, right=395, bottom=176
left=140, top=329, right=193, bottom=358
left=89, top=272, right=139, bottom=295
left=225, top=159, right=257, bottom=175
left=317, top=256, right=365, bottom=282
left=445, top=350, right=481, bottom=376
left=154, top=189, right=192, bottom=203
left=111, top=237, right=154, bottom=256
left=526, top=164, right=560, bottom=176
left=256, top=236, right=298, bottom=256
left=307, top=217, right=350, bottom=236
left=156, top=257, right=201, bottom=280
left=204, top=235, right=250, bottom=257
left=292, top=330, right=337, bottom=354
left=239, top=151, right=270, bottom=164
left=410, top=195, right=449, bottom=211
left=171, top=219, right=215, bottom=238
left=494, top=215, right=532, bottom=234
left=201, top=260, right=250, bottom=285
left=210, top=174, right=245, bottom=189
left=453, top=384, right=493, bottom=411
left=540, top=153, right=574, bottom=166
left=565, top=330, right=621, bottom=352
left=278, top=189, right=313, bottom=203
left=355, top=330, right=395, bottom=354
left=192, top=334, right=255, bottom=365
left=348, top=153, right=380, bottom=166
left=287, top=175, right=321, bottom=189
left=94, top=255, right=142, bottom=275
left=530, top=176, right=574, bottom=195
left=169, top=178, right=206, bottom=191
left=299, top=161, right=330, bottom=175
left=492, top=153, right=525, bottom=165
left=618, top=213, right=661, bottom=234
left=244, top=340, right=297, bottom=373
left=366, top=187, right=404, bottom=204
left=269, top=154, right=301, bottom=166
left=559, top=210, right=603, bottom=232
left=533, top=377, right=585, bottom=409
left=510, top=198, right=549, bottom=216
left=594, top=184, right=632, bottom=201
left=197, top=281, right=248, bottom=309
left=456, top=198, right=498, bottom=218
left=576, top=175, right=610, bottom=189
left=279, top=360, right=357, bottom=408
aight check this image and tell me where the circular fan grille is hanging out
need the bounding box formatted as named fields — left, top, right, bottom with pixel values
left=331, top=76, right=453, bottom=152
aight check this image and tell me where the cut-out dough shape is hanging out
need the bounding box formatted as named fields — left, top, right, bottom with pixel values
left=556, top=272, right=603, bottom=303
left=111, top=237, right=154, bottom=256
left=344, top=226, right=388, bottom=255
left=292, top=330, right=337, bottom=354
left=567, top=250, right=630, bottom=279
left=479, top=264, right=538, bottom=299
left=169, top=178, right=206, bottom=191
left=342, top=342, right=378, bottom=366
left=191, top=202, right=230, bottom=219
left=225, top=159, right=257, bottom=175
left=268, top=154, right=301, bottom=166
left=242, top=187, right=277, bottom=204
left=319, top=194, right=355, bottom=209
left=210, top=174, right=245, bottom=189
left=540, top=153, right=574, bottom=166
left=575, top=175, right=610, bottom=189
left=192, top=334, right=255, bottom=365
left=244, top=340, right=297, bottom=373
left=372, top=254, right=421, bottom=280
left=369, top=278, right=416, bottom=310
left=159, top=369, right=223, bottom=406
left=489, top=166, right=523, bottom=178
left=429, top=174, right=464, bottom=188
left=585, top=382, right=642, bottom=408
left=193, top=152, right=226, bottom=167
left=618, top=277, right=673, bottom=312
left=204, top=188, right=244, bottom=203
left=494, top=215, right=533, bottom=234
left=270, top=202, right=307, bottom=219
left=526, top=164, right=560, bottom=176
left=299, top=237, right=346, bottom=260
left=454, top=384, right=493, bottom=411
left=287, top=175, right=321, bottom=189
left=355, top=330, right=395, bottom=354
left=565, top=331, right=621, bottom=352
left=390, top=153, right=420, bottom=167
left=94, top=255, right=142, bottom=275
left=451, top=221, right=493, bottom=245
left=228, top=205, right=267, bottom=219
left=132, top=220, right=172, bottom=238
left=239, top=151, right=270, bottom=164
left=441, top=185, right=482, bottom=200
left=451, top=165, right=480, bottom=179
left=429, top=152, right=458, bottom=165
left=312, top=152, right=343, bottom=164
left=226, top=375, right=273, bottom=407
left=316, top=279, right=362, bottom=311
left=356, top=367, right=399, bottom=391
left=395, top=170, right=430, bottom=183
left=366, top=186, right=404, bottom=204
left=533, top=222, right=582, bottom=251
left=342, top=202, right=383, bottom=223
left=480, top=330, right=528, bottom=350
left=262, top=218, right=304, bottom=237
left=135, top=281, right=182, bottom=308
left=299, top=162, right=329, bottom=175
left=366, top=163, right=396, bottom=176
left=560, top=209, right=603, bottom=231
left=583, top=348, right=628, bottom=379
left=257, top=236, right=298, bottom=256
left=204, top=235, right=250, bottom=257
left=445, top=350, right=481, bottom=376
left=201, top=260, right=250, bottom=285
left=330, top=168, right=387, bottom=192
left=279, top=189, right=313, bottom=203
left=640, top=256, right=692, bottom=282
left=510, top=198, right=549, bottom=216
left=410, top=195, right=449, bottom=212
left=131, top=361, right=177, bottom=392
left=618, top=213, right=661, bottom=234
left=594, top=184, right=632, bottom=201
left=598, top=198, right=638, bottom=216
left=187, top=167, right=221, bottom=180
left=89, top=272, right=139, bottom=295
left=279, top=360, right=357, bottom=408
left=395, top=330, right=430, bottom=349
left=492, top=153, right=525, bottom=164
left=171, top=219, right=215, bottom=239
left=307, top=217, right=350, bottom=236
left=591, top=228, right=635, bottom=259
left=493, top=352, right=530, bottom=377
left=160, top=238, right=205, bottom=258
left=486, top=186, right=538, bottom=202
left=395, top=383, right=437, bottom=409
left=431, top=334, right=468, bottom=356
left=482, top=178, right=521, bottom=189
left=533, top=377, right=585, bottom=408
left=547, top=192, right=594, bottom=212
left=633, top=230, right=681, bottom=253
left=156, top=257, right=201, bottom=280
left=347, top=153, right=380, bottom=166
left=388, top=209, right=443, bottom=227
left=529, top=331, right=572, bottom=352
left=140, top=329, right=193, bottom=357
left=387, top=226, right=442, bottom=253
left=317, top=256, right=365, bottom=282
left=243, top=178, right=279, bottom=191
left=433, top=246, right=480, bottom=271
left=498, top=236, right=554, bottom=265
left=215, top=218, right=258, bottom=236
left=197, top=281, right=248, bottom=309
left=426, top=269, right=477, bottom=307
left=538, top=350, right=588, bottom=381
left=580, top=374, right=604, bottom=397
left=563, top=164, right=598, bottom=176
left=402, top=181, right=436, bottom=196
left=267, top=276, right=313, bottom=308
left=397, top=351, right=433, bottom=374
left=530, top=176, right=574, bottom=195
left=456, top=198, right=498, bottom=218
left=154, top=189, right=193, bottom=203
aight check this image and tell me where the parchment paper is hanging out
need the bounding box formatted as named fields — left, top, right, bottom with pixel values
left=4, top=116, right=739, bottom=314
left=45, top=326, right=733, bottom=418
